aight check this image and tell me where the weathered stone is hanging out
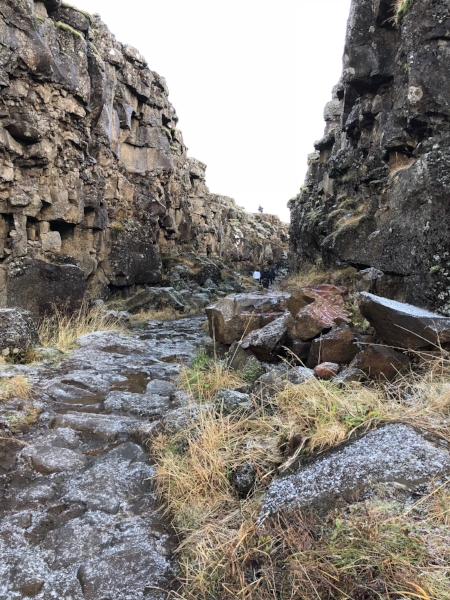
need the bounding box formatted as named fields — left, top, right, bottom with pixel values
left=0, top=2, right=288, bottom=309
left=22, top=445, right=86, bottom=474
left=359, top=292, right=450, bottom=349
left=52, top=412, right=142, bottom=441
left=261, top=425, right=450, bottom=516
left=124, top=287, right=185, bottom=313
left=289, top=0, right=450, bottom=314
left=314, top=362, right=340, bottom=380
left=286, top=285, right=350, bottom=341
left=7, top=259, right=86, bottom=318
left=351, top=345, right=410, bottom=380
left=233, top=462, right=257, bottom=497
left=206, top=292, right=290, bottom=345
left=308, top=324, right=358, bottom=367
left=241, top=315, right=287, bottom=362
left=215, top=389, right=252, bottom=415
left=0, top=308, right=39, bottom=358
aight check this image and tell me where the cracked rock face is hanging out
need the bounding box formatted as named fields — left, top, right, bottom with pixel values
left=289, top=0, right=450, bottom=313
left=0, top=0, right=288, bottom=315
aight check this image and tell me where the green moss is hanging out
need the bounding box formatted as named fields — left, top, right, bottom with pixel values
left=61, top=2, right=93, bottom=22
left=53, top=20, right=84, bottom=40
left=396, top=0, right=415, bottom=24
left=430, top=265, right=441, bottom=274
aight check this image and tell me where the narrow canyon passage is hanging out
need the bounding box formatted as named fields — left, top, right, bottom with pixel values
left=0, top=316, right=207, bottom=600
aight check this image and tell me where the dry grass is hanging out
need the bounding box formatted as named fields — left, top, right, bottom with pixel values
left=179, top=350, right=246, bottom=402
left=0, top=375, right=31, bottom=402
left=153, top=354, right=450, bottom=599
left=38, top=302, right=122, bottom=352
left=283, top=264, right=358, bottom=293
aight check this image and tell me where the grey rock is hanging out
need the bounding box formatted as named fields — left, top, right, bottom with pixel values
left=104, top=390, right=171, bottom=418
left=261, top=424, right=450, bottom=517
left=0, top=308, right=39, bottom=359
left=52, top=412, right=142, bottom=441
left=215, top=389, right=252, bottom=414
left=145, top=379, right=176, bottom=397
left=241, top=315, right=287, bottom=362
left=359, top=292, right=450, bottom=349
left=21, top=445, right=86, bottom=474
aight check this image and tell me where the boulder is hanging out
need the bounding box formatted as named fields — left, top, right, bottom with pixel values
left=6, top=260, right=86, bottom=318
left=43, top=0, right=62, bottom=11
left=286, top=284, right=350, bottom=341
left=0, top=308, right=39, bottom=358
left=241, top=316, right=287, bottom=362
left=261, top=424, right=450, bottom=517
left=314, top=362, right=340, bottom=380
left=206, top=292, right=290, bottom=345
left=308, top=324, right=359, bottom=367
left=22, top=445, right=86, bottom=474
left=359, top=292, right=450, bottom=349
left=351, top=345, right=410, bottom=380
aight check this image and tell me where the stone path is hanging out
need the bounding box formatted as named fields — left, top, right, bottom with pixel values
left=0, top=316, right=207, bottom=600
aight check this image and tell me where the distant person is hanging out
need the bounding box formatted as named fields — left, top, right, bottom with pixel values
left=258, top=205, right=264, bottom=213
left=269, top=267, right=276, bottom=284
left=261, top=267, right=271, bottom=289
left=252, top=269, right=261, bottom=284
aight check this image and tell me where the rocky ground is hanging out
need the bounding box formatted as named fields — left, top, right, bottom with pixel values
left=0, top=315, right=207, bottom=599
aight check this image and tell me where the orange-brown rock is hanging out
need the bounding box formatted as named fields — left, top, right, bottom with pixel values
left=286, top=284, right=350, bottom=341
left=308, top=324, right=359, bottom=367
left=314, top=362, right=340, bottom=380
left=351, top=345, right=410, bottom=380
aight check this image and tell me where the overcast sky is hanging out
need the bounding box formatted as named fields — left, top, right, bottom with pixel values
left=74, top=0, right=352, bottom=222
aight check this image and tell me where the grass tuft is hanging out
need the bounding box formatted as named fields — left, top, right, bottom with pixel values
left=0, top=376, right=31, bottom=402
left=38, top=301, right=122, bottom=353
left=179, top=350, right=246, bottom=402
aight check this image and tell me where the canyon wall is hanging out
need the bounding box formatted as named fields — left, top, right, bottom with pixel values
left=0, top=0, right=288, bottom=315
left=289, top=0, right=450, bottom=312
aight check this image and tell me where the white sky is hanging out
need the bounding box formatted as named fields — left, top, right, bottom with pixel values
left=74, top=0, right=352, bottom=222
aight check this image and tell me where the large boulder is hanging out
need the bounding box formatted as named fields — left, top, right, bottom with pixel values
left=359, top=292, right=450, bottom=349
left=351, top=345, right=410, bottom=380
left=206, top=292, right=290, bottom=345
left=0, top=308, right=39, bottom=358
left=308, top=324, right=359, bottom=367
left=241, top=316, right=287, bottom=362
left=261, top=424, right=450, bottom=517
left=6, top=260, right=86, bottom=318
left=286, top=284, right=350, bottom=341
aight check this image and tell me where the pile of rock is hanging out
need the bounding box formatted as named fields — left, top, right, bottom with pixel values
left=206, top=288, right=450, bottom=381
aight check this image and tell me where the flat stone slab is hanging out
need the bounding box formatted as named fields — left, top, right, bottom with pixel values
left=52, top=412, right=142, bottom=441
left=359, top=292, right=450, bottom=348
left=21, top=445, right=86, bottom=474
left=261, top=424, right=450, bottom=517
left=104, top=391, right=172, bottom=418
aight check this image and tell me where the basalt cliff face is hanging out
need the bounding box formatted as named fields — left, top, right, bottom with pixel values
left=289, top=0, right=450, bottom=312
left=0, top=0, right=288, bottom=314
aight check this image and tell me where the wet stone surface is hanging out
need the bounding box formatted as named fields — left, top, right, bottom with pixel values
left=0, top=316, right=207, bottom=600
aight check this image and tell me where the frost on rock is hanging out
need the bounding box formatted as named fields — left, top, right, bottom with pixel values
left=260, top=424, right=450, bottom=518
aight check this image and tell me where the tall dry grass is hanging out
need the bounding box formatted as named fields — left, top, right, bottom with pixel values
left=153, top=354, right=450, bottom=599
left=0, top=375, right=30, bottom=402
left=38, top=302, right=122, bottom=352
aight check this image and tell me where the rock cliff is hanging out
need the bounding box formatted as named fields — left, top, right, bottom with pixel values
left=289, top=0, right=450, bottom=312
left=0, top=0, right=288, bottom=314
